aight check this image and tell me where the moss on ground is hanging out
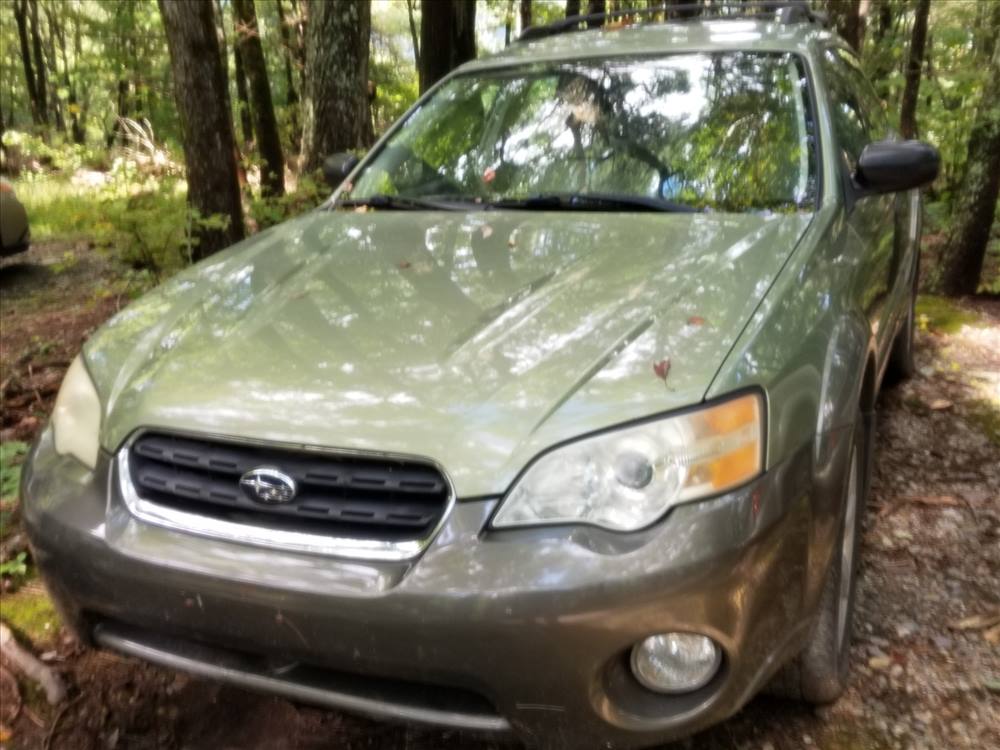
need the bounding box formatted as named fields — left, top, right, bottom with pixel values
left=0, top=580, right=61, bottom=648
left=915, top=295, right=983, bottom=334
left=964, top=399, right=1000, bottom=446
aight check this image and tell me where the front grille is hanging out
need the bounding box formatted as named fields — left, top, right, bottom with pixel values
left=127, top=433, right=450, bottom=541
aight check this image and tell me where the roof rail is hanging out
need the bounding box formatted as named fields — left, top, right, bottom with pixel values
left=519, top=1, right=829, bottom=43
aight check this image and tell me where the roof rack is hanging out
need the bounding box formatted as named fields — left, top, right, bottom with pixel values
left=519, top=1, right=829, bottom=42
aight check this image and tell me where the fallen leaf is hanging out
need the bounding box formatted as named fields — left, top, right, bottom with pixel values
left=482, top=167, right=496, bottom=184
left=868, top=656, right=892, bottom=670
left=481, top=225, right=493, bottom=239
left=653, top=359, right=670, bottom=381
left=985, top=623, right=1000, bottom=645
left=948, top=610, right=1000, bottom=631
left=928, top=398, right=953, bottom=410
left=687, top=316, right=706, bottom=326
left=397, top=260, right=411, bottom=270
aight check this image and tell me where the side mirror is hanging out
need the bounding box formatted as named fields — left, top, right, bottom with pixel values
left=855, top=140, right=939, bottom=194
left=322, top=152, right=359, bottom=188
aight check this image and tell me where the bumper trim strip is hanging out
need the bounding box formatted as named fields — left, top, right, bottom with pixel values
left=94, top=623, right=511, bottom=733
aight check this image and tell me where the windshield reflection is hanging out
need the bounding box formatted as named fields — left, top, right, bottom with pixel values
left=349, top=52, right=816, bottom=213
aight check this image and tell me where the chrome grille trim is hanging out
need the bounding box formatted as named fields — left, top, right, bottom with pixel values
left=116, top=432, right=456, bottom=561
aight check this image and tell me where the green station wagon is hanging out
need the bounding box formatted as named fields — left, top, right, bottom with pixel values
left=23, top=3, right=939, bottom=748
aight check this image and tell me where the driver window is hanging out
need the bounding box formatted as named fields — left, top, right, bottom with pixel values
left=821, top=47, right=871, bottom=170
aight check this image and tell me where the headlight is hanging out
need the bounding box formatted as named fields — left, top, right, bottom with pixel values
left=492, top=392, right=763, bottom=531
left=52, top=355, right=101, bottom=469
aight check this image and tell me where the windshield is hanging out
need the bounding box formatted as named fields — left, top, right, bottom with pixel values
left=347, top=52, right=817, bottom=213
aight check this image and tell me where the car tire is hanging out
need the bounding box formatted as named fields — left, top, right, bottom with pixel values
left=885, top=267, right=918, bottom=385
left=769, top=415, right=868, bottom=704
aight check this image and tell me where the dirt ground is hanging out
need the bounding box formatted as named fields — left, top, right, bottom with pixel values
left=1, top=240, right=998, bottom=750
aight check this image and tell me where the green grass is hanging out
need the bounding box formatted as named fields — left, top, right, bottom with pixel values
left=14, top=176, right=107, bottom=241
left=915, top=294, right=983, bottom=334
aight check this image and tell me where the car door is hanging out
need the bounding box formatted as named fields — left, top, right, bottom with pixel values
left=821, top=47, right=900, bottom=368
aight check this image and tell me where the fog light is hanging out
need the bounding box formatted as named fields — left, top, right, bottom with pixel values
left=630, top=633, right=721, bottom=693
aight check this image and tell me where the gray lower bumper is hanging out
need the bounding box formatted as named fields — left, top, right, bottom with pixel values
left=22, top=425, right=850, bottom=748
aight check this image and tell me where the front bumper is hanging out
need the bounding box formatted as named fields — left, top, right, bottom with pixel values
left=22, top=426, right=848, bottom=748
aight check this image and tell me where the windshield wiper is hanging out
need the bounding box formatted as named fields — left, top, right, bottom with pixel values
left=336, top=194, right=459, bottom=211
left=488, top=193, right=699, bottom=213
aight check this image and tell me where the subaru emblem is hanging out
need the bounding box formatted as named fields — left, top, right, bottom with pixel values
left=240, top=467, right=298, bottom=505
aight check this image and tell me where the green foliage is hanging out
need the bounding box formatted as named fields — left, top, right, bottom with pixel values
left=0, top=441, right=29, bottom=501
left=0, top=441, right=29, bottom=546
left=0, top=129, right=105, bottom=174
left=249, top=174, right=326, bottom=229
left=0, top=552, right=29, bottom=580
left=370, top=0, right=420, bottom=134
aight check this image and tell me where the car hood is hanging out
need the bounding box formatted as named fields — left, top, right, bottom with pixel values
left=87, top=209, right=809, bottom=497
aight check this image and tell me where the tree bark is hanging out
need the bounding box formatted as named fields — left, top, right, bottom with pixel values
left=935, top=5, right=1000, bottom=296
left=13, top=0, right=42, bottom=125
left=899, top=0, right=930, bottom=139
left=300, top=0, right=371, bottom=173
left=418, top=0, right=476, bottom=93
left=158, top=0, right=245, bottom=258
left=828, top=0, right=863, bottom=52
left=233, top=0, right=284, bottom=196
left=520, top=0, right=532, bottom=31
left=566, top=0, right=581, bottom=17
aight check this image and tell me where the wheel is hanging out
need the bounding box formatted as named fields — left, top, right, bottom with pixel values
left=769, top=416, right=868, bottom=703
left=885, top=267, right=918, bottom=385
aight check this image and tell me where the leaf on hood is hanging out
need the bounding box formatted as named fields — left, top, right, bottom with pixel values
left=342, top=181, right=353, bottom=193
left=687, top=316, right=706, bottom=326
left=353, top=204, right=368, bottom=213
left=481, top=225, right=493, bottom=239
left=397, top=260, right=411, bottom=270
left=483, top=167, right=496, bottom=184
left=653, top=358, right=670, bottom=381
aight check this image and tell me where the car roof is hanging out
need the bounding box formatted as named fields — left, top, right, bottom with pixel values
left=463, top=20, right=836, bottom=72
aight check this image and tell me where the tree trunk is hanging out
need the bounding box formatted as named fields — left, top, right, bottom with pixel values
left=28, top=0, right=48, bottom=125
left=899, top=0, right=930, bottom=139
left=418, top=0, right=476, bottom=93
left=405, top=0, right=420, bottom=68
left=48, top=5, right=83, bottom=144
left=586, top=0, right=606, bottom=29
left=300, top=0, right=371, bottom=173
left=275, top=0, right=301, bottom=148
left=828, top=0, right=863, bottom=52
left=935, top=6, right=1000, bottom=296
left=520, top=0, right=532, bottom=31
left=566, top=0, right=581, bottom=17
left=158, top=0, right=245, bottom=258
left=13, top=0, right=42, bottom=125
left=232, top=0, right=284, bottom=196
